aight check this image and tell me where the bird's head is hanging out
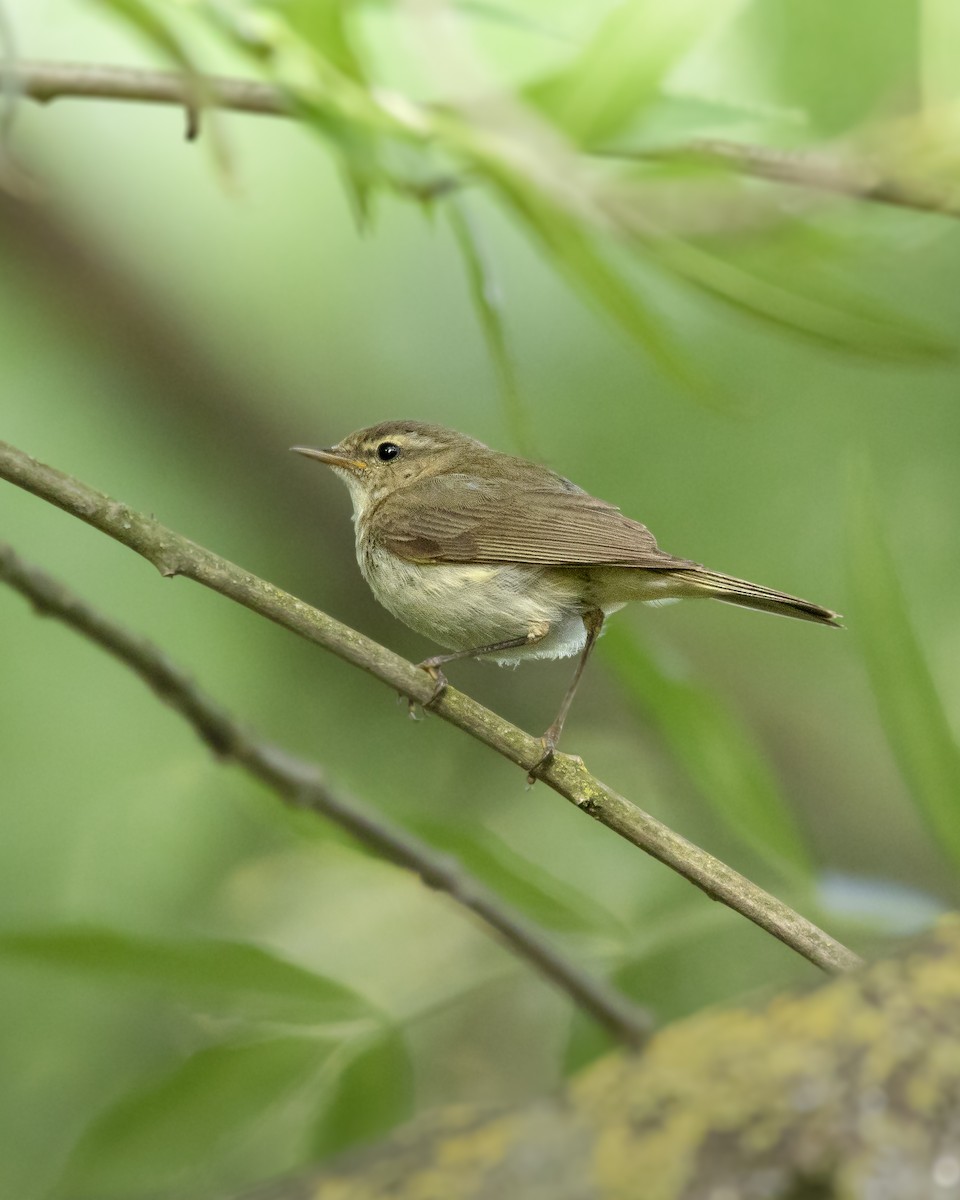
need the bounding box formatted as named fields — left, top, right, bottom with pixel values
left=292, top=421, right=490, bottom=516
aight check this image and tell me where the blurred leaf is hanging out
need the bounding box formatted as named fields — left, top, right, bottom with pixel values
left=527, top=0, right=745, bottom=145
left=51, top=1035, right=331, bottom=1198
left=743, top=0, right=920, bottom=137
left=144, top=0, right=944, bottom=370
left=533, top=221, right=682, bottom=377
left=611, top=896, right=812, bottom=1019
left=447, top=200, right=533, bottom=456
left=194, top=2, right=391, bottom=225
left=0, top=927, right=374, bottom=1024
left=614, top=91, right=807, bottom=146
left=490, top=180, right=704, bottom=389
left=328, top=122, right=381, bottom=228
left=847, top=465, right=960, bottom=869
left=562, top=901, right=732, bottom=1073
left=262, top=0, right=367, bottom=82
left=103, top=0, right=947, bottom=370
left=196, top=3, right=392, bottom=133
left=457, top=0, right=574, bottom=44
left=642, top=232, right=954, bottom=362
left=96, top=0, right=195, bottom=68
left=562, top=1006, right=618, bottom=1075
left=601, top=175, right=953, bottom=360
left=311, top=1026, right=415, bottom=1158
left=427, top=109, right=696, bottom=375
left=601, top=624, right=813, bottom=880
left=94, top=0, right=234, bottom=175
left=410, top=818, right=626, bottom=936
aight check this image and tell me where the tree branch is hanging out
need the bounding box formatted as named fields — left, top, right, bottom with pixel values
left=7, top=59, right=289, bottom=116
left=0, top=541, right=652, bottom=1049
left=4, top=59, right=958, bottom=221
left=639, top=138, right=960, bottom=222
left=0, top=440, right=863, bottom=975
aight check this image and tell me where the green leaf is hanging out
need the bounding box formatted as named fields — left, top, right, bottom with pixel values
left=262, top=0, right=367, bottom=82
left=311, top=1026, right=415, bottom=1158
left=409, top=818, right=626, bottom=936
left=431, top=110, right=697, bottom=382
left=609, top=91, right=805, bottom=145
left=493, top=182, right=702, bottom=389
left=527, top=0, right=745, bottom=145
left=738, top=0, right=921, bottom=137
left=94, top=0, right=233, bottom=175
left=326, top=120, right=382, bottom=229
left=645, top=234, right=954, bottom=362
left=51, top=1035, right=332, bottom=1198
left=456, top=1, right=574, bottom=45
left=563, top=902, right=732, bottom=1072
left=601, top=624, right=813, bottom=880
left=192, top=2, right=392, bottom=225
left=447, top=200, right=533, bottom=456
left=95, top=0, right=196, bottom=70
left=847, top=464, right=960, bottom=869
left=0, top=926, right=372, bottom=1024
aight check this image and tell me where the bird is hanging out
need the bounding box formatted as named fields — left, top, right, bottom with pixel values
left=293, top=421, right=839, bottom=773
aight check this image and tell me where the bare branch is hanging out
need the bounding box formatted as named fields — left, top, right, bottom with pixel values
left=3, top=60, right=958, bottom=221
left=0, top=541, right=652, bottom=1048
left=7, top=59, right=289, bottom=116
left=0, top=440, right=863, bottom=975
left=639, top=138, right=960, bottom=222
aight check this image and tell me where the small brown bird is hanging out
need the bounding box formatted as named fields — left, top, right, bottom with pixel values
left=294, top=421, right=839, bottom=771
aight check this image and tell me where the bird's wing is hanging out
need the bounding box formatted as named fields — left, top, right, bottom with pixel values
left=373, top=473, right=698, bottom=570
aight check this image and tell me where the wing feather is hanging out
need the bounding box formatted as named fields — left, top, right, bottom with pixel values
left=372, top=473, right=697, bottom=570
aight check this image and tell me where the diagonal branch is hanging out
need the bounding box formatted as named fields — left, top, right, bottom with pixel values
left=636, top=138, right=960, bottom=221
left=0, top=440, right=863, bottom=975
left=4, top=59, right=958, bottom=220
left=0, top=541, right=652, bottom=1048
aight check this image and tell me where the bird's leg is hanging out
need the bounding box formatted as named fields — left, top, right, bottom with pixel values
left=527, top=608, right=604, bottom=783
left=413, top=628, right=548, bottom=713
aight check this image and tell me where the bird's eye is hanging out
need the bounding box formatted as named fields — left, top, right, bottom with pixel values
left=377, top=442, right=401, bottom=462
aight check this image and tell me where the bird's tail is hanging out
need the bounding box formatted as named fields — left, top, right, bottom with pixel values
left=664, top=568, right=841, bottom=627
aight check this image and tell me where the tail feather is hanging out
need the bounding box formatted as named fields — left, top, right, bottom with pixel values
left=668, top=568, right=841, bottom=627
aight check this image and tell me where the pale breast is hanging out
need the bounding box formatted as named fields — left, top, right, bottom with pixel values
left=359, top=543, right=589, bottom=662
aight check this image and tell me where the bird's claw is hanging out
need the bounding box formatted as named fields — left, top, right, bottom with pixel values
left=526, top=734, right=557, bottom=786
left=410, top=660, right=448, bottom=717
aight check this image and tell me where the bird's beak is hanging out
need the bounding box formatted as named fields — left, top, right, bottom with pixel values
left=290, top=445, right=367, bottom=473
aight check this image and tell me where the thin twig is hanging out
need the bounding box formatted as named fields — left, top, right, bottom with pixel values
left=7, top=59, right=289, bottom=115
left=637, top=138, right=960, bottom=221
left=3, top=59, right=958, bottom=221
left=0, top=441, right=863, bottom=975
left=0, top=541, right=652, bottom=1049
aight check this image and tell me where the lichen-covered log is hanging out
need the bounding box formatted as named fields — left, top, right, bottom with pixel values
left=240, top=917, right=960, bottom=1200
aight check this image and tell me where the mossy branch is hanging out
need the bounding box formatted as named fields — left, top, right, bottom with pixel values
left=269, top=919, right=960, bottom=1200
left=0, top=440, right=863, bottom=975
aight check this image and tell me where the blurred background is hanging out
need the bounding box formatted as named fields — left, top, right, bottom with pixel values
left=2, top=0, right=959, bottom=1195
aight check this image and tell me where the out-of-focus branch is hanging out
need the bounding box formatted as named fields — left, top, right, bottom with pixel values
left=0, top=440, right=864, bottom=976
left=639, top=137, right=960, bottom=221
left=7, top=59, right=289, bottom=115
left=5, top=60, right=959, bottom=220
left=242, top=919, right=960, bottom=1200
left=0, top=541, right=652, bottom=1048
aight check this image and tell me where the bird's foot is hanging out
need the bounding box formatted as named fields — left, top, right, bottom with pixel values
left=410, top=659, right=448, bottom=717
left=526, top=731, right=558, bottom=786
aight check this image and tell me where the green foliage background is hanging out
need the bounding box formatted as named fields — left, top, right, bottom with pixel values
left=1, top=0, right=959, bottom=1196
